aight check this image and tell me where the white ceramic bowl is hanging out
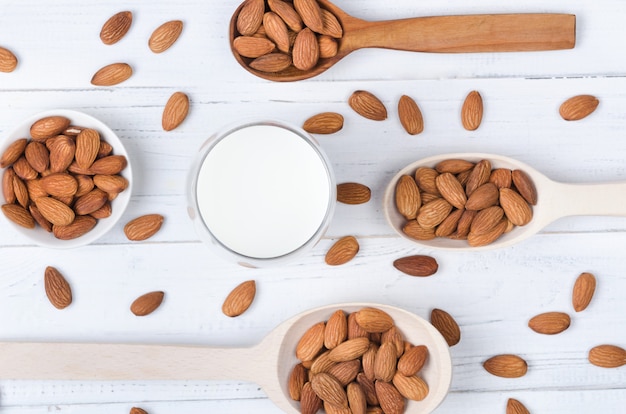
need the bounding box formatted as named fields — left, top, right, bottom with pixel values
left=0, top=109, right=132, bottom=248
left=187, top=119, right=336, bottom=267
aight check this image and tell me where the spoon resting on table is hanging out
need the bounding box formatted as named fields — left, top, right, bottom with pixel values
left=384, top=153, right=626, bottom=251
left=229, top=0, right=576, bottom=81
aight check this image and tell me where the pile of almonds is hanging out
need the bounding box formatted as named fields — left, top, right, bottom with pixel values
left=289, top=307, right=430, bottom=414
left=234, top=0, right=343, bottom=73
left=395, top=158, right=537, bottom=247
left=1, top=115, right=129, bottom=240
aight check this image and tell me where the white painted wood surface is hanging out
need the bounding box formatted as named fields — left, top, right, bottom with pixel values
left=0, top=0, right=625, bottom=413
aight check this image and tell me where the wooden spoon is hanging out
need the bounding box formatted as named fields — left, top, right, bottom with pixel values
left=230, top=0, right=576, bottom=81
left=384, top=153, right=626, bottom=251
left=0, top=303, right=452, bottom=414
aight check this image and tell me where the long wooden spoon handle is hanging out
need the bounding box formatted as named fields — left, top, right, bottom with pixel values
left=346, top=14, right=575, bottom=53
left=0, top=342, right=258, bottom=381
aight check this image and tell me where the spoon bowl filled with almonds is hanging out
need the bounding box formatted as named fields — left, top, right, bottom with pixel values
left=384, top=153, right=626, bottom=250
left=0, top=109, right=132, bottom=248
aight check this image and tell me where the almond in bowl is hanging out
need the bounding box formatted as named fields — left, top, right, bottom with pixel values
left=0, top=110, right=132, bottom=248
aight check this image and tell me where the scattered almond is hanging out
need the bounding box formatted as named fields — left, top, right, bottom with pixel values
left=572, top=272, right=596, bottom=312
left=588, top=344, right=626, bottom=368
left=398, top=95, right=424, bottom=135
left=100, top=11, right=133, bottom=45
left=325, top=235, right=359, bottom=265
left=222, top=279, right=256, bottom=317
left=162, top=91, right=190, bottom=131
left=303, top=112, right=344, bottom=134
left=507, top=398, right=530, bottom=414
left=559, top=94, right=599, bottom=121
left=149, top=20, right=184, bottom=53
left=129, top=408, right=148, bottom=414
left=483, top=354, right=528, bottom=378
left=336, top=182, right=370, bottom=205
left=91, top=62, right=133, bottom=86
left=130, top=291, right=165, bottom=316
left=528, top=311, right=571, bottom=335
left=0, top=46, right=18, bottom=72
left=430, top=308, right=461, bottom=346
left=461, top=90, right=483, bottom=131
left=44, top=266, right=72, bottom=309
left=392, top=255, right=438, bottom=277
left=349, top=90, right=387, bottom=121
left=124, top=214, right=164, bottom=241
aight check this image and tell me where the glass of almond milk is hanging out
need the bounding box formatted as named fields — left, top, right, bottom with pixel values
left=188, top=120, right=336, bottom=267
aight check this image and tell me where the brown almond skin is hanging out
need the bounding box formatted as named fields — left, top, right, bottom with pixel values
left=430, top=308, right=461, bottom=346
left=324, top=309, right=348, bottom=349
left=337, top=182, right=370, bottom=205
left=162, top=92, right=190, bottom=131
left=293, top=0, right=324, bottom=33
left=0, top=138, right=27, bottom=168
left=573, top=272, right=596, bottom=312
left=303, top=112, right=344, bottom=135
left=130, top=291, right=165, bottom=316
left=233, top=36, right=276, bottom=58
left=2, top=203, right=35, bottom=228
left=292, top=28, right=319, bottom=71
left=375, top=380, right=405, bottom=414
left=0, top=46, right=18, bottom=72
left=300, top=382, right=322, bottom=414
left=528, top=311, right=571, bottom=335
left=354, top=307, right=394, bottom=333
left=325, top=235, right=359, bottom=266
left=349, top=90, right=387, bottom=121
left=91, top=155, right=128, bottom=175
left=237, top=0, right=265, bottom=36
left=288, top=363, right=307, bottom=401
left=393, top=255, right=438, bottom=277
left=500, top=188, right=532, bottom=226
left=398, top=95, right=424, bottom=135
left=124, top=214, right=164, bottom=241
left=397, top=345, right=428, bottom=377
left=507, top=398, right=530, bottom=414
left=461, top=90, right=483, bottom=131
left=249, top=53, right=292, bottom=73
left=73, top=188, right=108, bottom=215
left=30, top=116, right=71, bottom=141
left=395, top=175, right=421, bottom=220
left=483, top=354, right=528, bottom=378
left=222, top=279, right=256, bottom=317
left=75, top=128, right=101, bottom=169
left=24, top=141, right=50, bottom=173
left=588, top=344, right=626, bottom=368
left=310, top=372, right=348, bottom=409
left=35, top=197, right=75, bottom=226
left=149, top=20, right=183, bottom=53
left=296, top=321, right=326, bottom=361
left=44, top=266, right=72, bottom=309
left=512, top=169, right=538, bottom=206
left=53, top=215, right=97, bottom=240
left=392, top=372, right=429, bottom=401
left=100, top=11, right=133, bottom=45
left=560, top=94, right=599, bottom=121
left=91, top=63, right=133, bottom=86
left=268, top=0, right=303, bottom=32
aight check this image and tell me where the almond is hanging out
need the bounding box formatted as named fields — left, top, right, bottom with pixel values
left=48, top=135, right=76, bottom=173
left=237, top=0, right=265, bottom=36
left=465, top=182, right=499, bottom=210
left=398, top=95, right=424, bottom=135
left=90, top=201, right=112, bottom=219
left=361, top=343, right=378, bottom=380
left=470, top=206, right=504, bottom=235
left=435, top=159, right=475, bottom=174
left=2, top=168, right=16, bottom=203
left=318, top=35, right=338, bottom=58
left=249, top=52, right=292, bottom=72
left=26, top=178, right=48, bottom=201
left=336, top=182, right=371, bottom=205
left=453, top=209, right=477, bottom=239
left=12, top=156, right=37, bottom=180
left=373, top=342, right=397, bottom=382
left=311, top=372, right=348, bottom=408
left=44, top=266, right=72, bottom=309
left=222, top=279, right=256, bottom=317
left=435, top=208, right=464, bottom=237
left=73, top=188, right=107, bottom=215
left=149, top=20, right=183, bottom=53
left=91, top=62, right=132, bottom=86
left=75, top=128, right=100, bottom=169
left=162, top=91, right=189, bottom=131
left=0, top=138, right=27, bottom=168
left=97, top=140, right=113, bottom=158
left=397, top=345, right=428, bottom=377
left=297, top=321, right=326, bottom=361
left=414, top=167, right=440, bottom=195
left=328, top=360, right=360, bottom=386
left=392, top=372, right=429, bottom=401
left=490, top=168, right=512, bottom=189
left=91, top=155, right=128, bottom=175
left=75, top=174, right=94, bottom=197
left=233, top=36, right=276, bottom=58
left=328, top=337, right=370, bottom=362
left=53, top=215, right=97, bottom=240
left=588, top=344, right=626, bottom=368
left=310, top=350, right=336, bottom=374
left=346, top=382, right=367, bottom=414
left=465, top=159, right=491, bottom=196
left=303, top=112, right=344, bottom=134
left=349, top=90, right=387, bottom=121
left=124, top=214, right=164, bottom=241
left=393, top=255, right=438, bottom=277
left=30, top=205, right=52, bottom=232
left=430, top=308, right=461, bottom=346
left=354, top=307, right=394, bottom=333
left=30, top=116, right=71, bottom=141
left=129, top=408, right=148, bottom=414
left=511, top=169, right=537, bottom=205
left=348, top=312, right=369, bottom=340
left=325, top=309, right=348, bottom=349
left=300, top=381, right=322, bottom=414
left=500, top=188, right=532, bottom=226
left=507, top=398, right=530, bottom=414
left=320, top=9, right=343, bottom=38
left=461, top=90, right=483, bottom=131
left=268, top=0, right=303, bottom=32
left=395, top=175, right=421, bottom=220
left=93, top=174, right=128, bottom=194
left=467, top=217, right=508, bottom=247
left=375, top=380, right=404, bottom=414
left=130, top=291, right=165, bottom=316
left=418, top=198, right=452, bottom=229
left=292, top=28, right=319, bottom=71
left=572, top=272, right=596, bottom=312
left=1, top=203, right=35, bottom=228
left=289, top=363, right=307, bottom=401
left=264, top=12, right=291, bottom=53
left=325, top=235, right=359, bottom=266
left=13, top=175, right=29, bottom=208
left=40, top=173, right=78, bottom=198
left=402, top=220, right=436, bottom=240
left=559, top=94, right=599, bottom=121
left=24, top=141, right=50, bottom=173
left=528, top=311, right=571, bottom=335
left=294, top=0, right=324, bottom=33
left=356, top=373, right=378, bottom=406
left=100, top=11, right=133, bottom=45
left=483, top=354, right=528, bottom=378
left=0, top=46, right=18, bottom=72
left=436, top=172, right=466, bottom=209
left=35, top=197, right=75, bottom=226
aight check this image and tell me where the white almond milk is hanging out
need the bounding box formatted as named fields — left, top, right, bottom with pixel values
left=195, top=124, right=333, bottom=260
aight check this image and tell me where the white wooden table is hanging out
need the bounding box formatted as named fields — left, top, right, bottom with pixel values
left=0, top=0, right=625, bottom=413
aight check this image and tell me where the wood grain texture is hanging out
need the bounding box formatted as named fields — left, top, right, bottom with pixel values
left=0, top=0, right=625, bottom=413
